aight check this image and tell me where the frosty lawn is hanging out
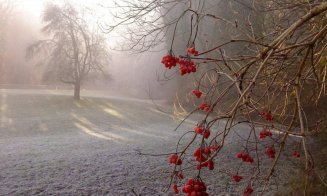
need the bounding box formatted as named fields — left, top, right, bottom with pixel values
left=0, top=89, right=188, bottom=195
left=0, top=89, right=284, bottom=195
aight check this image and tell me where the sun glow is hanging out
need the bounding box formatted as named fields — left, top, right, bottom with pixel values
left=17, top=0, right=114, bottom=22
left=16, top=0, right=117, bottom=44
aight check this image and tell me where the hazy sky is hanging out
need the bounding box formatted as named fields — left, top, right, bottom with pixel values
left=17, top=0, right=44, bottom=19
left=16, top=0, right=114, bottom=23
left=1, top=0, right=172, bottom=98
left=13, top=0, right=121, bottom=47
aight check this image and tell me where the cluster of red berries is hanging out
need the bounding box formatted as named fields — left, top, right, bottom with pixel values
left=292, top=150, right=300, bottom=158
left=236, top=152, right=254, bottom=163
left=181, top=178, right=209, bottom=196
left=199, top=102, right=211, bottom=112
left=178, top=59, right=197, bottom=75
left=187, top=47, right=199, bottom=55
left=232, top=175, right=243, bottom=182
left=259, top=129, right=272, bottom=139
left=161, top=54, right=178, bottom=69
left=260, top=111, right=273, bottom=121
left=169, top=154, right=182, bottom=165
left=265, top=147, right=276, bottom=159
left=194, top=126, right=210, bottom=139
left=243, top=186, right=254, bottom=196
left=193, top=147, right=215, bottom=170
left=161, top=49, right=198, bottom=76
left=192, top=89, right=202, bottom=98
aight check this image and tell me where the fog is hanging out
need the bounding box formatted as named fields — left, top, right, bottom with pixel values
left=0, top=0, right=255, bottom=102
left=0, top=3, right=41, bottom=84
left=109, top=50, right=177, bottom=99
left=0, top=0, right=177, bottom=100
left=2, top=1, right=326, bottom=195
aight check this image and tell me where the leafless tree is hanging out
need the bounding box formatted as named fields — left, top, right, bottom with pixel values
left=27, top=3, right=110, bottom=100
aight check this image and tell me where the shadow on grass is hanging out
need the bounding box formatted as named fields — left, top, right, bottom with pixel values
left=0, top=92, right=178, bottom=143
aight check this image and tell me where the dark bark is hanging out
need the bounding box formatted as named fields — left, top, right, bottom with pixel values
left=74, top=80, right=80, bottom=100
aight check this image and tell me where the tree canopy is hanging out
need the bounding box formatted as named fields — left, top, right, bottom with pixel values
left=27, top=3, right=110, bottom=99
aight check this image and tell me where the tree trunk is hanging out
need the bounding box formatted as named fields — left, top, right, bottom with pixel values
left=74, top=81, right=81, bottom=100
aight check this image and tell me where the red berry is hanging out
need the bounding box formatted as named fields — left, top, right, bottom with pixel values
left=237, top=152, right=254, bottom=163
left=266, top=147, right=276, bottom=159
left=195, top=126, right=204, bottom=134
left=187, top=178, right=195, bottom=185
left=208, top=160, right=214, bottom=170
left=244, top=156, right=254, bottom=163
left=199, top=102, right=210, bottom=112
left=243, top=186, right=254, bottom=195
left=203, top=130, right=210, bottom=139
left=178, top=171, right=184, bottom=179
left=189, top=65, right=196, bottom=72
left=292, top=151, right=300, bottom=158
left=193, top=148, right=202, bottom=157
left=192, top=89, right=202, bottom=98
left=259, top=129, right=273, bottom=139
left=203, top=147, right=211, bottom=155
left=173, top=184, right=179, bottom=194
left=182, top=186, right=186, bottom=193
left=169, top=154, right=182, bottom=165
left=169, top=154, right=178, bottom=164
left=176, top=158, right=183, bottom=165
left=237, top=152, right=245, bottom=159
left=195, top=155, right=207, bottom=163
left=232, top=175, right=243, bottom=182
left=187, top=47, right=199, bottom=55
left=260, top=111, right=273, bottom=121
left=184, top=184, right=192, bottom=193
left=180, top=65, right=188, bottom=75
left=187, top=47, right=194, bottom=53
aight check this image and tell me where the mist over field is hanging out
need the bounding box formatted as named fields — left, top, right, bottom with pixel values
left=1, top=0, right=327, bottom=195
left=0, top=1, right=186, bottom=195
left=0, top=0, right=176, bottom=100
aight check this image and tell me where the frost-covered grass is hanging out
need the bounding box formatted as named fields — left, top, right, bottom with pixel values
left=0, top=89, right=289, bottom=195
left=0, top=89, right=188, bottom=195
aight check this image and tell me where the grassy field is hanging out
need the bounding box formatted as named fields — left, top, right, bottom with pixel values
left=0, top=89, right=303, bottom=195
left=0, top=89, right=187, bottom=195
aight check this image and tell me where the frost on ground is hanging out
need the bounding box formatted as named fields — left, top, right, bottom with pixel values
left=0, top=89, right=289, bottom=195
